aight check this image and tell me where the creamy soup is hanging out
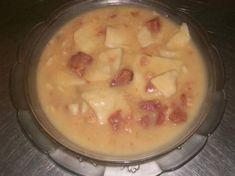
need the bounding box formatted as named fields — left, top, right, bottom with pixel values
left=37, top=6, right=207, bottom=156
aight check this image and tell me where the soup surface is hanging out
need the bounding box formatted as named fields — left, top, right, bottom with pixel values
left=37, top=6, right=207, bottom=156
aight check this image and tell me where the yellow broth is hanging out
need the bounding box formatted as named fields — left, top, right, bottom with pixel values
left=37, top=6, right=207, bottom=156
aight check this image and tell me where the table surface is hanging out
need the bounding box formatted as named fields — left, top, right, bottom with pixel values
left=0, top=0, right=235, bottom=176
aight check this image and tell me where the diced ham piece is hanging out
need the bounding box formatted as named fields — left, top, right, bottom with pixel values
left=139, top=100, right=168, bottom=125
left=139, top=100, right=160, bottom=112
left=145, top=17, right=161, bottom=33
left=169, top=106, right=187, bottom=123
left=108, top=110, right=123, bottom=131
left=156, top=104, right=168, bottom=125
left=68, top=52, right=93, bottom=77
left=146, top=81, right=156, bottom=93
left=110, top=68, right=134, bottom=87
left=139, top=115, right=150, bottom=128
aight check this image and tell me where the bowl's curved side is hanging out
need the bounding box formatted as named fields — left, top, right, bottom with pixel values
left=11, top=1, right=226, bottom=173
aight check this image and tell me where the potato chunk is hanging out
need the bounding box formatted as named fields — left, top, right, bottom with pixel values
left=74, top=24, right=103, bottom=53
left=159, top=49, right=176, bottom=58
left=82, top=88, right=130, bottom=125
left=167, top=23, right=190, bottom=50
left=105, top=26, right=129, bottom=48
left=151, top=70, right=178, bottom=98
left=99, top=48, right=122, bottom=72
left=68, top=104, right=79, bottom=116
left=138, top=26, right=154, bottom=47
left=85, top=48, right=122, bottom=81
left=128, top=67, right=147, bottom=98
left=150, top=56, right=183, bottom=74
left=136, top=55, right=183, bottom=75
left=110, top=68, right=134, bottom=87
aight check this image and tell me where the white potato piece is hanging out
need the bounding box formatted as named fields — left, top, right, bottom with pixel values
left=85, top=65, right=110, bottom=82
left=138, top=26, right=154, bottom=47
left=136, top=55, right=183, bottom=75
left=167, top=23, right=191, bottom=50
left=159, top=49, right=176, bottom=58
left=151, top=70, right=178, bottom=98
left=130, top=68, right=146, bottom=96
left=85, top=48, right=122, bottom=81
left=68, top=104, right=79, bottom=116
left=105, top=26, right=130, bottom=48
left=151, top=57, right=183, bottom=73
left=74, top=24, right=103, bottom=53
left=99, top=48, right=122, bottom=72
left=128, top=56, right=150, bottom=98
left=81, top=101, right=89, bottom=114
left=82, top=88, right=130, bottom=125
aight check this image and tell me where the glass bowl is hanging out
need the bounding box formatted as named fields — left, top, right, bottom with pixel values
left=10, top=0, right=226, bottom=175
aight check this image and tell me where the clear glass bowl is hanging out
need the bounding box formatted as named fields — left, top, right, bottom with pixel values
left=10, top=0, right=226, bottom=175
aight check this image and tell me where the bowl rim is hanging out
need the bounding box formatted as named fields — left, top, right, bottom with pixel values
left=21, top=0, right=221, bottom=164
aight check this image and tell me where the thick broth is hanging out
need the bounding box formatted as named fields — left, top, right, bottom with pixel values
left=37, top=7, right=207, bottom=156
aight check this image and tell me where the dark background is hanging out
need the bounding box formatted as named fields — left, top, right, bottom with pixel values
left=0, top=0, right=235, bottom=176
